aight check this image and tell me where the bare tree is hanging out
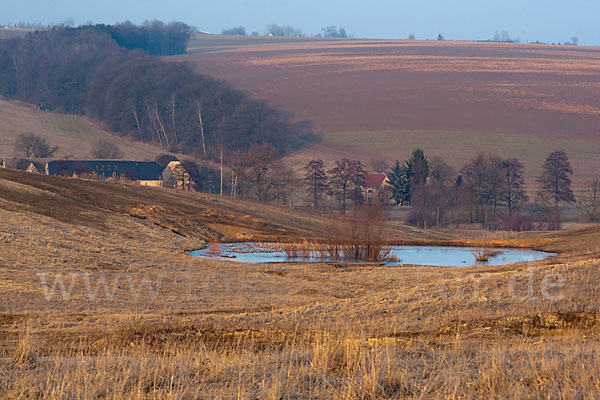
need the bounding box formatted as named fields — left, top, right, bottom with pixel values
left=349, top=160, right=365, bottom=207
left=320, top=26, right=347, bottom=38
left=407, top=182, right=448, bottom=229
left=14, top=133, right=58, bottom=158
left=169, top=93, right=178, bottom=145
left=266, top=24, right=302, bottom=37
left=195, top=101, right=207, bottom=157
left=576, top=178, right=600, bottom=222
left=262, top=162, right=299, bottom=205
left=499, top=158, right=527, bottom=218
left=537, top=150, right=574, bottom=230
left=537, top=150, right=575, bottom=213
left=460, top=153, right=504, bottom=225
left=304, top=159, right=328, bottom=208
left=228, top=150, right=244, bottom=199
left=243, top=143, right=279, bottom=202
left=329, top=158, right=363, bottom=212
left=429, top=156, right=455, bottom=185
left=132, top=104, right=144, bottom=141
left=91, top=139, right=124, bottom=159
left=222, top=26, right=246, bottom=36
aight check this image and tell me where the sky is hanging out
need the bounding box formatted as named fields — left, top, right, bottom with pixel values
left=3, top=0, right=599, bottom=45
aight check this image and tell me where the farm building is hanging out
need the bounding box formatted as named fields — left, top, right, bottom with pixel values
left=1, top=158, right=45, bottom=174
left=363, top=173, right=391, bottom=203
left=156, top=154, right=202, bottom=191
left=45, top=160, right=163, bottom=186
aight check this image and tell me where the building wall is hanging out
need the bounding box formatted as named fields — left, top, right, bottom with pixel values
left=26, top=163, right=40, bottom=174
left=163, top=160, right=196, bottom=191
left=138, top=180, right=163, bottom=187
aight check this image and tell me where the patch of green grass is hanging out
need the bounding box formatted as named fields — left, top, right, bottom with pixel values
left=316, top=129, right=600, bottom=188
left=0, top=99, right=160, bottom=160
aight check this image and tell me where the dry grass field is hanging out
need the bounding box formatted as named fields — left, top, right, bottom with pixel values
left=177, top=37, right=600, bottom=187
left=1, top=168, right=600, bottom=398
left=0, top=99, right=161, bottom=160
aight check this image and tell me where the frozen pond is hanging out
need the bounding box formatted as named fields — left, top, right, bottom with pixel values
left=188, top=242, right=556, bottom=267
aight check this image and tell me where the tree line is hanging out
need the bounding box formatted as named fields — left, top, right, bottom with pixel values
left=398, top=150, right=576, bottom=230
left=303, top=149, right=585, bottom=230
left=221, top=24, right=349, bottom=38
left=0, top=25, right=316, bottom=163
left=11, top=128, right=596, bottom=229
left=87, top=21, right=193, bottom=56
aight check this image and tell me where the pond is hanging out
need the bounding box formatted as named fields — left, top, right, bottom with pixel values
left=188, top=242, right=556, bottom=267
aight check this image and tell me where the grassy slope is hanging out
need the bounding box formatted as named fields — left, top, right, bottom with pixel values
left=0, top=169, right=600, bottom=397
left=179, top=37, right=600, bottom=187
left=0, top=99, right=161, bottom=160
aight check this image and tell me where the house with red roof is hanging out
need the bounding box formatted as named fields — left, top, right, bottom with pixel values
left=363, top=173, right=391, bottom=203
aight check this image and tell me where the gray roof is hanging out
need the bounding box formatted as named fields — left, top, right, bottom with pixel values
left=46, top=160, right=163, bottom=180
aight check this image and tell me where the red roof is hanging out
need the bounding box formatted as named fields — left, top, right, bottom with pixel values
left=363, top=173, right=387, bottom=189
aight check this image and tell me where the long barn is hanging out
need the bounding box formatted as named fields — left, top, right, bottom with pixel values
left=45, top=160, right=163, bottom=186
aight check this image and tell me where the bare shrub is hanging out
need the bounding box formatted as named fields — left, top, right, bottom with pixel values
left=327, top=204, right=391, bottom=261
left=471, top=249, right=501, bottom=263
left=576, top=178, right=600, bottom=223
left=501, top=213, right=533, bottom=231
left=91, top=139, right=124, bottom=159
left=206, top=235, right=222, bottom=256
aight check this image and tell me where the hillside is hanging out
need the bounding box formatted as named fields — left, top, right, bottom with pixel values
left=0, top=99, right=161, bottom=160
left=2, top=167, right=600, bottom=397
left=176, top=37, right=600, bottom=186
left=0, top=168, right=449, bottom=242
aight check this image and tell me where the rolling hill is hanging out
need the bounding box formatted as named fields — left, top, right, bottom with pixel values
left=2, top=156, right=600, bottom=398
left=0, top=99, right=161, bottom=160
left=176, top=36, right=600, bottom=187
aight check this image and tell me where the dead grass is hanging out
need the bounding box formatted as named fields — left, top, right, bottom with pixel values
left=0, top=99, right=161, bottom=160
left=1, top=169, right=600, bottom=398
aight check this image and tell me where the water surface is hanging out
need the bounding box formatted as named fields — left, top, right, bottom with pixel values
left=189, top=242, right=556, bottom=267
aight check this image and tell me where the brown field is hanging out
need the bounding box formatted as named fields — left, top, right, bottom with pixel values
left=0, top=99, right=162, bottom=160
left=176, top=37, right=600, bottom=186
left=1, top=168, right=600, bottom=398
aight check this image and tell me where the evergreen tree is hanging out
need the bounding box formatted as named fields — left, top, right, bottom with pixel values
left=405, top=149, right=429, bottom=201
left=387, top=160, right=409, bottom=205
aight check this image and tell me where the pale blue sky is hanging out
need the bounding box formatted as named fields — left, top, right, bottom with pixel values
left=3, top=0, right=599, bottom=45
